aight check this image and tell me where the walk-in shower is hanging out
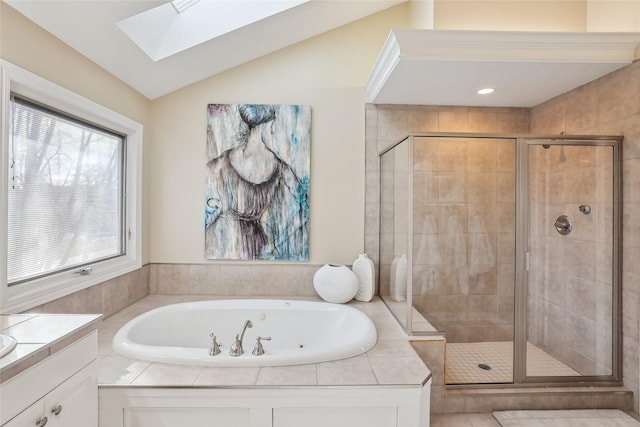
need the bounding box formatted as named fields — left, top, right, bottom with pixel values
left=379, top=134, right=621, bottom=386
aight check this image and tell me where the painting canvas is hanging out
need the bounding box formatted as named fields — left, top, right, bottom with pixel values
left=205, top=104, right=311, bottom=260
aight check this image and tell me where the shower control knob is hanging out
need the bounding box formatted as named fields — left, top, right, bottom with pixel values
left=554, top=215, right=572, bottom=235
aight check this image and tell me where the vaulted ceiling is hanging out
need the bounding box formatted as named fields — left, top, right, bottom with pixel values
left=6, top=0, right=403, bottom=99
left=6, top=1, right=640, bottom=107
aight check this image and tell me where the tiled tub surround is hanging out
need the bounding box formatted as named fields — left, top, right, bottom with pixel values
left=148, top=263, right=321, bottom=297
left=24, top=265, right=150, bottom=317
left=98, top=295, right=431, bottom=427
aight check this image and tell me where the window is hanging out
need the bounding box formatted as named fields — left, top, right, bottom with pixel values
left=1, top=60, right=142, bottom=313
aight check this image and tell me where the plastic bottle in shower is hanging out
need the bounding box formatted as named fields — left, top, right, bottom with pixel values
left=390, top=254, right=407, bottom=302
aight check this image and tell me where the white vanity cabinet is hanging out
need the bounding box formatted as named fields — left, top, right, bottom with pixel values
left=100, top=380, right=431, bottom=427
left=5, top=363, right=98, bottom=427
left=1, top=332, right=98, bottom=427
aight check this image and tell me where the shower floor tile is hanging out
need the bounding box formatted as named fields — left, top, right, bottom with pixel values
left=446, top=341, right=579, bottom=384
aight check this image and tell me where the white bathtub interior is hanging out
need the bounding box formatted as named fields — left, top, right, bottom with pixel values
left=112, top=298, right=377, bottom=367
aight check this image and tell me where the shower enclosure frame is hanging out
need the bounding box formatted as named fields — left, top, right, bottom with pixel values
left=378, top=133, right=623, bottom=386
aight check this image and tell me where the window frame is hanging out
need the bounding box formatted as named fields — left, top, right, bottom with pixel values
left=0, top=60, right=142, bottom=313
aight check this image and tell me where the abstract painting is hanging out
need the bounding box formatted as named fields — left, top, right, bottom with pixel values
left=205, top=104, right=311, bottom=260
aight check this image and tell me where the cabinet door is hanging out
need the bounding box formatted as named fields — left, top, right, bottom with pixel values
left=45, top=363, right=98, bottom=427
left=273, top=407, right=398, bottom=427
left=123, top=407, right=250, bottom=427
left=2, top=399, right=46, bottom=427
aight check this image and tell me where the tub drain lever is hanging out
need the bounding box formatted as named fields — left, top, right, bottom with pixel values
left=252, top=336, right=271, bottom=356
left=208, top=333, right=221, bottom=356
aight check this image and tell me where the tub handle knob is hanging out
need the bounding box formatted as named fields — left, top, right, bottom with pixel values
left=252, top=336, right=271, bottom=356
left=208, top=333, right=221, bottom=356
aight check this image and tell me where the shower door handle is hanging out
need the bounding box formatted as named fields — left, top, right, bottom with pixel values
left=554, top=215, right=572, bottom=235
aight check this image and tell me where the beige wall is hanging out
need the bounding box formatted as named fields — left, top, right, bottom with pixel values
left=147, top=4, right=409, bottom=265
left=587, top=0, right=640, bottom=31
left=0, top=2, right=153, bottom=265
left=433, top=0, right=587, bottom=31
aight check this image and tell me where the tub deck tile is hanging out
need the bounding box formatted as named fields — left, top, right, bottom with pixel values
left=256, top=364, right=318, bottom=386
left=195, top=367, right=261, bottom=386
left=98, top=354, right=150, bottom=385
left=130, top=362, right=202, bottom=386
left=317, top=354, right=378, bottom=385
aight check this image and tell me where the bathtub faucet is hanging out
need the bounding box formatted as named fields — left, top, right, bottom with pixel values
left=229, top=320, right=253, bottom=356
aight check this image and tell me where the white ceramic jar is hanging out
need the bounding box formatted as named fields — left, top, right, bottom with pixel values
left=390, top=254, right=407, bottom=302
left=313, top=264, right=359, bottom=303
left=352, top=254, right=375, bottom=302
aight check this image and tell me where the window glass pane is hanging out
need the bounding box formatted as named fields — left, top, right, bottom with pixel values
left=7, top=96, right=124, bottom=284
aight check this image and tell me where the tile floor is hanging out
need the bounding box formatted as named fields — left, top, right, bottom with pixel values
left=446, top=341, right=579, bottom=384
left=432, top=411, right=640, bottom=427
left=431, top=413, right=501, bottom=426
left=493, top=409, right=640, bottom=426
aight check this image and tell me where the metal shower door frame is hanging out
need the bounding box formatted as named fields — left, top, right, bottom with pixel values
left=514, top=136, right=623, bottom=386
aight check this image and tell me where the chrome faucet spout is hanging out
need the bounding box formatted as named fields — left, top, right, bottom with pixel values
left=229, top=320, right=253, bottom=356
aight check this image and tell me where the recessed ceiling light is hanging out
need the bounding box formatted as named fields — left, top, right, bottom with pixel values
left=171, top=0, right=199, bottom=13
left=477, top=88, right=495, bottom=95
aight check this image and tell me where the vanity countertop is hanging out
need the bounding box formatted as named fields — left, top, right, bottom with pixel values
left=98, top=296, right=431, bottom=389
left=0, top=313, right=102, bottom=382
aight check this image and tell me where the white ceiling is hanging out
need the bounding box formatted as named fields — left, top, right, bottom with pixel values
left=366, top=29, right=640, bottom=107
left=6, top=1, right=640, bottom=106
left=5, top=0, right=403, bottom=99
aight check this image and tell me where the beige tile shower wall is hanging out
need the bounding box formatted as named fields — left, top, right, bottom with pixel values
left=530, top=60, right=640, bottom=411
left=365, top=105, right=529, bottom=338
left=527, top=145, right=614, bottom=376
left=411, top=137, right=516, bottom=342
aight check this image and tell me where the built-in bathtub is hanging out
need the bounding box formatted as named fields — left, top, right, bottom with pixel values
left=100, top=296, right=431, bottom=427
left=112, top=298, right=377, bottom=367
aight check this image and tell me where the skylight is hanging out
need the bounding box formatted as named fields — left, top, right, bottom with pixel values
left=171, top=0, right=200, bottom=13
left=117, top=0, right=310, bottom=62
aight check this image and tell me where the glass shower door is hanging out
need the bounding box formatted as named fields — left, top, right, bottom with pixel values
left=521, top=139, right=621, bottom=382
left=410, top=136, right=517, bottom=385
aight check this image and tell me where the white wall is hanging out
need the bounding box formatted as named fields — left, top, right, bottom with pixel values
left=147, top=4, right=409, bottom=265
